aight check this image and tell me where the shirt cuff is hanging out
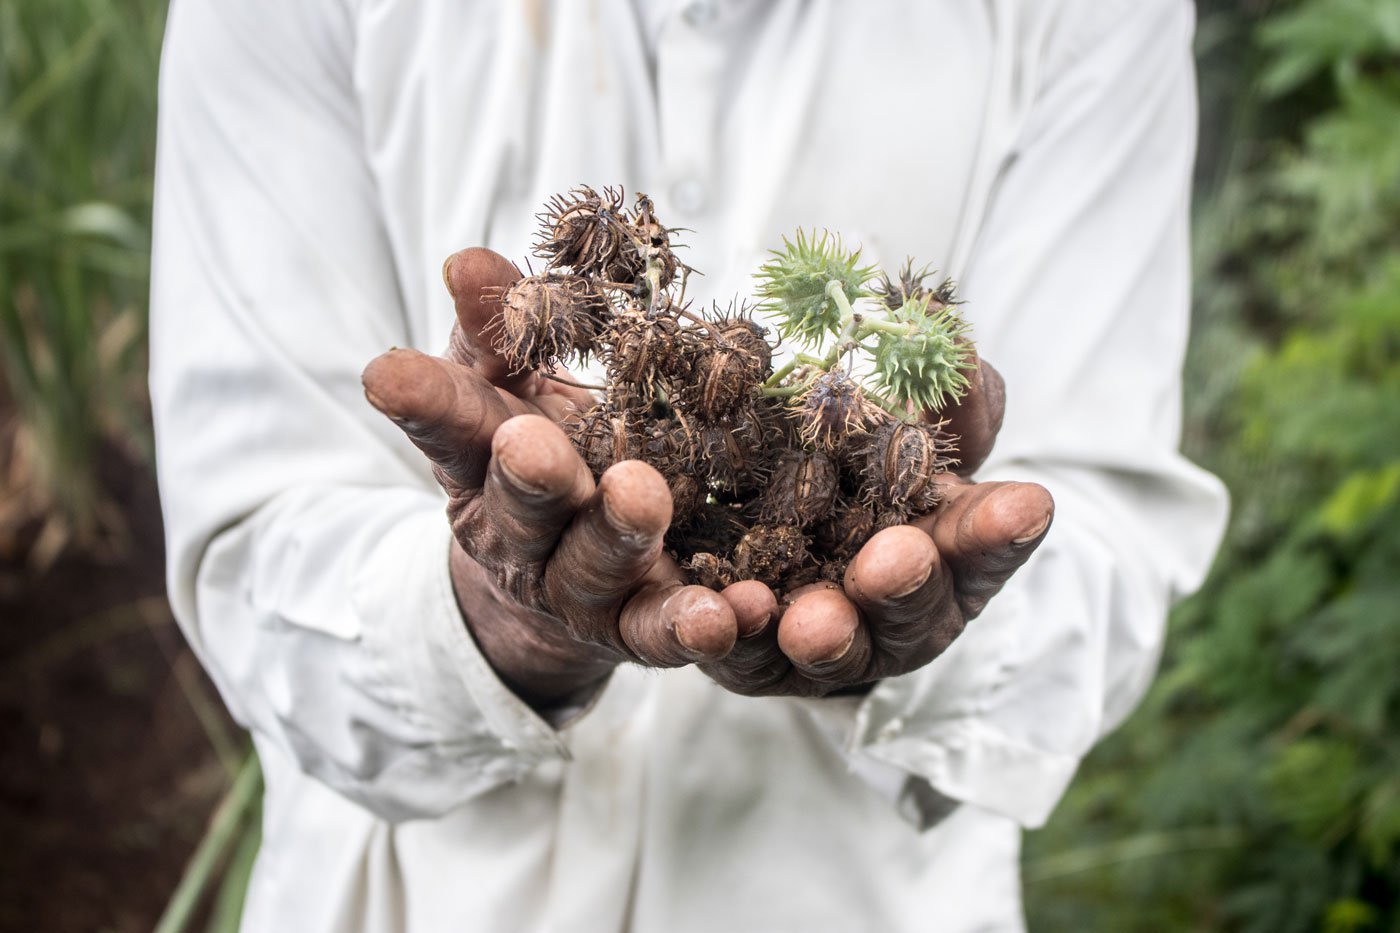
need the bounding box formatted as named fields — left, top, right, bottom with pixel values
left=355, top=510, right=571, bottom=781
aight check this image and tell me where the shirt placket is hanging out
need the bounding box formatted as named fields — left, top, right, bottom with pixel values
left=653, top=0, right=725, bottom=274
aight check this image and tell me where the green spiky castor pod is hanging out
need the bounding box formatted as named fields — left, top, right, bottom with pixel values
left=755, top=230, right=876, bottom=347
left=870, top=294, right=973, bottom=414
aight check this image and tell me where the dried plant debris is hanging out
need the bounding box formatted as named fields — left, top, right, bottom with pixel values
left=490, top=185, right=976, bottom=595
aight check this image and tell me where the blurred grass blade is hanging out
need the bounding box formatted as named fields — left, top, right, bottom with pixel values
left=153, top=754, right=263, bottom=933
left=205, top=809, right=263, bottom=933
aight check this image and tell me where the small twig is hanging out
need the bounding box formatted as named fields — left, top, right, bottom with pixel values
left=543, top=372, right=606, bottom=391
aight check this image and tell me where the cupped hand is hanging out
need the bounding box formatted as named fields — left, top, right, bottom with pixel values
left=362, top=248, right=739, bottom=709
left=362, top=246, right=1053, bottom=706
left=698, top=350, right=1054, bottom=697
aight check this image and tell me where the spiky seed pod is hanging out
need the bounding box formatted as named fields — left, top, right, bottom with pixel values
left=732, top=524, right=810, bottom=585
left=639, top=418, right=702, bottom=476
left=569, top=404, right=643, bottom=477
left=862, top=419, right=959, bottom=514
left=754, top=229, right=877, bottom=347
left=873, top=508, right=908, bottom=531
left=697, top=405, right=771, bottom=491
left=535, top=186, right=632, bottom=277
left=684, top=552, right=738, bottom=590
left=812, top=498, right=876, bottom=560
left=636, top=419, right=706, bottom=521
left=753, top=394, right=802, bottom=448
left=794, top=368, right=879, bottom=451
left=760, top=450, right=839, bottom=527
left=873, top=259, right=959, bottom=313
left=489, top=274, right=606, bottom=372
left=602, top=304, right=689, bottom=386
left=870, top=295, right=974, bottom=413
left=709, top=314, right=774, bottom=379
left=674, top=337, right=768, bottom=421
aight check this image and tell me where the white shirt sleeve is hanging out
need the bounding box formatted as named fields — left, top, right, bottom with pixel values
left=833, top=0, right=1229, bottom=830
left=149, top=0, right=567, bottom=822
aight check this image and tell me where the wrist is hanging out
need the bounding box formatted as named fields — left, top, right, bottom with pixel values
left=449, top=543, right=617, bottom=708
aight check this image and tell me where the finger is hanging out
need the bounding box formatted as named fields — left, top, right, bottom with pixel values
left=911, top=480, right=1053, bottom=618
left=689, top=581, right=789, bottom=692
left=929, top=353, right=1005, bottom=476
left=544, top=460, right=674, bottom=646
left=776, top=585, right=873, bottom=686
left=619, top=583, right=738, bottom=666
left=472, top=415, right=596, bottom=571
left=442, top=246, right=535, bottom=394
left=844, top=525, right=962, bottom=664
left=722, top=580, right=779, bottom=639
left=362, top=348, right=516, bottom=491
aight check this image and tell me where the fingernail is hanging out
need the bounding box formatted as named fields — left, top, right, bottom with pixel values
left=739, top=612, right=773, bottom=639
left=822, top=630, right=856, bottom=663
left=441, top=253, right=456, bottom=292
left=672, top=592, right=737, bottom=658
left=888, top=560, right=934, bottom=599
left=1012, top=513, right=1052, bottom=546
left=496, top=458, right=550, bottom=496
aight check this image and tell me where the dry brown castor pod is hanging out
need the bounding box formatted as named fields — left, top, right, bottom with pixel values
left=636, top=418, right=687, bottom=469
left=487, top=273, right=606, bottom=372
left=794, top=368, right=878, bottom=451
left=812, top=498, right=876, bottom=561
left=569, top=403, right=644, bottom=477
left=535, top=186, right=632, bottom=278
left=601, top=303, right=696, bottom=386
left=873, top=259, right=959, bottom=313
left=709, top=314, right=774, bottom=377
left=696, top=405, right=772, bottom=492
left=606, top=194, right=680, bottom=289
left=861, top=419, right=959, bottom=513
left=759, top=450, right=839, bottom=527
left=673, top=337, right=770, bottom=421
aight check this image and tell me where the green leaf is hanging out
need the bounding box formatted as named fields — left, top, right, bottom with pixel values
left=1318, top=462, right=1400, bottom=535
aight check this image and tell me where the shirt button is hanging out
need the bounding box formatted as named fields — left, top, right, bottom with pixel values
left=670, top=177, right=707, bottom=214
left=680, top=0, right=718, bottom=28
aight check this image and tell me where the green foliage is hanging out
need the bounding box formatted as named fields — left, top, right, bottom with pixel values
left=0, top=0, right=165, bottom=555
left=1025, top=0, right=1400, bottom=928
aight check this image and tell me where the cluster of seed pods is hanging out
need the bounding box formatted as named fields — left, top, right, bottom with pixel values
left=489, top=186, right=960, bottom=596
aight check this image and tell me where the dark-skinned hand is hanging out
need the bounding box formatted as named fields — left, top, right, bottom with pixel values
left=361, top=247, right=1054, bottom=707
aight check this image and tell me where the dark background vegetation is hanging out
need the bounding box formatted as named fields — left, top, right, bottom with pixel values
left=2, top=0, right=1396, bottom=929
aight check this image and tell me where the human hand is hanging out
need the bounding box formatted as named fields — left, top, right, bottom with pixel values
left=362, top=247, right=1052, bottom=706
left=362, top=248, right=740, bottom=709
left=698, top=353, right=1055, bottom=697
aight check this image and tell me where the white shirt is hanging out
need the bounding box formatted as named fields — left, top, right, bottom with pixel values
left=150, top=1, right=1228, bottom=930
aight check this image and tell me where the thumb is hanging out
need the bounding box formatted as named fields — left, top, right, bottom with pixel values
left=441, top=247, right=536, bottom=394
